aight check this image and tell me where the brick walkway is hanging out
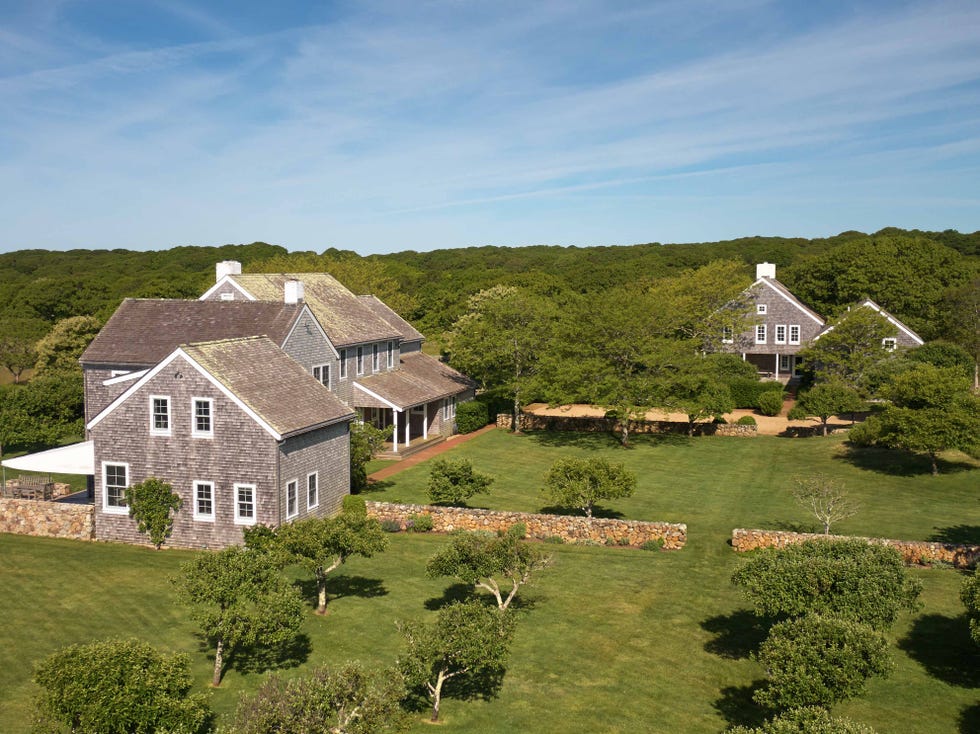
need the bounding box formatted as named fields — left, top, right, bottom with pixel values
left=367, top=425, right=498, bottom=482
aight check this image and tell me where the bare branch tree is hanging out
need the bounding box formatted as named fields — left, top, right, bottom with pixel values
left=793, top=476, right=859, bottom=535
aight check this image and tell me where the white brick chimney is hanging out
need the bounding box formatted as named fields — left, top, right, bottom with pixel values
left=284, top=279, right=304, bottom=304
left=215, top=260, right=242, bottom=283
left=756, top=262, right=776, bottom=280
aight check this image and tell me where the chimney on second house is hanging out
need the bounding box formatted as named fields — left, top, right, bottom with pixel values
left=215, top=260, right=242, bottom=283
left=756, top=262, right=776, bottom=280
left=284, top=279, right=305, bottom=304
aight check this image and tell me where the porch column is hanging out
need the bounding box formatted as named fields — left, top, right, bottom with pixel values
left=741, top=352, right=746, bottom=361
left=405, top=409, right=411, bottom=447
left=392, top=409, right=399, bottom=453
left=422, top=404, right=429, bottom=441
left=774, top=354, right=780, bottom=380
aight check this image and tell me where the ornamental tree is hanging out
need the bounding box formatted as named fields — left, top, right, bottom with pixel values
left=542, top=457, right=636, bottom=518
left=426, top=528, right=553, bottom=610
left=350, top=421, right=392, bottom=492
left=731, top=539, right=921, bottom=630
left=753, top=614, right=892, bottom=710
left=33, top=315, right=101, bottom=376
left=727, top=706, right=878, bottom=734
left=232, top=660, right=407, bottom=734
left=962, top=574, right=980, bottom=646
left=32, top=638, right=210, bottom=734
left=172, top=546, right=306, bottom=686
left=791, top=475, right=858, bottom=535
left=427, top=458, right=494, bottom=506
left=787, top=380, right=865, bottom=436
left=398, top=601, right=514, bottom=722
left=124, top=477, right=182, bottom=549
left=274, top=497, right=388, bottom=614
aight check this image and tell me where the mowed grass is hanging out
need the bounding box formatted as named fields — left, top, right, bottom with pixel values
left=1, top=431, right=978, bottom=733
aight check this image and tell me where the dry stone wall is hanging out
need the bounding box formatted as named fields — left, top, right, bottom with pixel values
left=732, top=528, right=980, bottom=569
left=0, top=498, right=95, bottom=540
left=497, top=413, right=756, bottom=436
left=366, top=500, right=686, bottom=549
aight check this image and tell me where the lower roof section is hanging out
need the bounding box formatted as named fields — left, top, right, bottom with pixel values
left=353, top=352, right=475, bottom=411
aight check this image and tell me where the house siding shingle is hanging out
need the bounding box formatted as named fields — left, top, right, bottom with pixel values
left=278, top=422, right=350, bottom=520
left=91, top=360, right=279, bottom=548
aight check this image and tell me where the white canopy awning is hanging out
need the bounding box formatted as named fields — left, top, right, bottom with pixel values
left=1, top=441, right=95, bottom=475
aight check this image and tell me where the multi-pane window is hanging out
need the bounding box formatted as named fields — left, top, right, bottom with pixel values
left=286, top=480, right=298, bottom=519
left=882, top=337, right=897, bottom=351
left=372, top=343, right=380, bottom=372
left=194, top=481, right=214, bottom=521
left=775, top=325, right=787, bottom=345
left=193, top=398, right=213, bottom=437
left=757, top=304, right=767, bottom=314
left=387, top=341, right=394, bottom=368
left=356, top=347, right=365, bottom=375
left=104, top=463, right=128, bottom=511
left=307, top=472, right=318, bottom=509
left=789, top=325, right=801, bottom=345
left=779, top=355, right=791, bottom=372
left=721, top=327, right=733, bottom=344
left=339, top=349, right=347, bottom=379
left=755, top=325, right=767, bottom=344
left=443, top=396, right=457, bottom=421
left=313, top=364, right=330, bottom=388
left=235, top=484, right=256, bottom=525
left=150, top=396, right=170, bottom=435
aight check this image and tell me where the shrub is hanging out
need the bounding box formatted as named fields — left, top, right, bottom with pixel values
left=736, top=415, right=757, bottom=426
left=962, top=574, right=980, bottom=646
left=506, top=522, right=527, bottom=539
left=641, top=538, right=665, bottom=551
left=33, top=638, right=211, bottom=734
left=428, top=458, right=494, bottom=506
left=124, top=477, right=182, bottom=549
left=342, top=493, right=367, bottom=516
left=381, top=519, right=402, bottom=533
left=544, top=535, right=565, bottom=544
left=728, top=378, right=783, bottom=409
left=727, top=706, right=879, bottom=733
left=408, top=513, right=434, bottom=533
left=757, top=390, right=784, bottom=417
left=542, top=457, right=636, bottom=518
left=753, top=614, right=892, bottom=710
left=455, top=400, right=489, bottom=433
left=846, top=416, right=881, bottom=447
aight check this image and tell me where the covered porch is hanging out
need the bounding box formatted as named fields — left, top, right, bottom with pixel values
left=358, top=399, right=454, bottom=457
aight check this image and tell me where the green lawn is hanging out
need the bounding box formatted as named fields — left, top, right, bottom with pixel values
left=1, top=430, right=978, bottom=733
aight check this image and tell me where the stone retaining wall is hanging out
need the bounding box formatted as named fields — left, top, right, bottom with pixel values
left=497, top=413, right=756, bottom=436
left=366, top=501, right=686, bottom=549
left=0, top=498, right=95, bottom=541
left=732, top=528, right=980, bottom=569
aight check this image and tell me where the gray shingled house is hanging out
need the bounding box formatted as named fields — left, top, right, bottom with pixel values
left=728, top=263, right=924, bottom=382
left=78, top=264, right=474, bottom=548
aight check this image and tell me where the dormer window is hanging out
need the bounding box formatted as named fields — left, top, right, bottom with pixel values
left=757, top=304, right=768, bottom=315
left=192, top=398, right=213, bottom=438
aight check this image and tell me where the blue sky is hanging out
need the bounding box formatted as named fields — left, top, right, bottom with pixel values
left=1, top=0, right=979, bottom=255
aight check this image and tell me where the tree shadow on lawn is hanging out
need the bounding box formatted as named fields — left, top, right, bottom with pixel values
left=198, top=631, right=312, bottom=677
left=292, top=575, right=388, bottom=610
left=537, top=504, right=625, bottom=519
left=701, top=610, right=769, bottom=660
left=525, top=430, right=691, bottom=451
left=958, top=701, right=980, bottom=734
left=834, top=445, right=976, bottom=476
left=360, top=479, right=395, bottom=494
left=402, top=665, right=508, bottom=714
left=763, top=520, right=817, bottom=534
left=929, top=525, right=980, bottom=545
left=713, top=681, right=768, bottom=729
left=424, top=583, right=540, bottom=613
left=899, top=613, right=980, bottom=688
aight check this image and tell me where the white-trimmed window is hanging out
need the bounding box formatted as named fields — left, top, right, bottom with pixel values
left=234, top=484, right=256, bottom=525
left=192, top=398, right=213, bottom=438
left=150, top=395, right=171, bottom=436
left=286, top=480, right=298, bottom=519
left=387, top=341, right=394, bottom=368
left=779, top=355, right=791, bottom=372
left=194, top=481, right=215, bottom=521
left=372, top=343, right=380, bottom=372
left=339, top=349, right=348, bottom=379
left=313, top=364, right=331, bottom=389
left=307, top=472, right=318, bottom=509
left=721, top=327, right=733, bottom=344
left=219, top=292, right=235, bottom=301
left=757, top=304, right=768, bottom=315
left=774, top=325, right=787, bottom=345
left=443, top=396, right=457, bottom=421
left=882, top=337, right=897, bottom=351
left=789, top=325, right=801, bottom=345
left=755, top=325, right=767, bottom=345
left=103, top=462, right=129, bottom=514
left=356, top=347, right=365, bottom=375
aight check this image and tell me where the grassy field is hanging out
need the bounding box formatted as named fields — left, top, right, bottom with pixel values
left=1, top=431, right=978, bottom=733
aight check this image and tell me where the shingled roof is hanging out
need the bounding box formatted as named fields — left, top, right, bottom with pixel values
left=354, top=352, right=475, bottom=410
left=357, top=295, right=425, bottom=344
left=182, top=337, right=355, bottom=438
left=81, top=299, right=303, bottom=367
left=223, top=273, right=402, bottom=347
